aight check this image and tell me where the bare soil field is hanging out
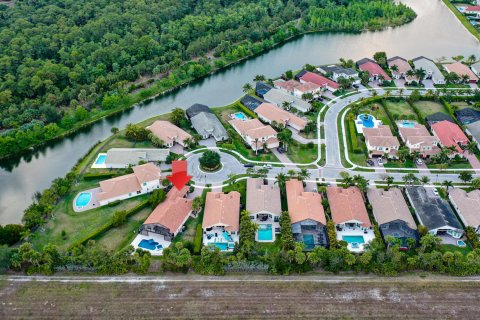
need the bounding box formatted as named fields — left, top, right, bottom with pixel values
left=1, top=276, right=480, bottom=319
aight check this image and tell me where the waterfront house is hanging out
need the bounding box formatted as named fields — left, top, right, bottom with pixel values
left=356, top=58, right=391, bottom=83
left=229, top=118, right=279, bottom=151
left=147, top=120, right=192, bottom=148
left=240, top=95, right=263, bottom=112
left=92, top=148, right=169, bottom=169
left=317, top=65, right=360, bottom=84
left=273, top=79, right=302, bottom=95
left=263, top=88, right=311, bottom=113
left=254, top=102, right=308, bottom=131
left=363, top=125, right=400, bottom=159
left=297, top=70, right=340, bottom=92
left=431, top=120, right=469, bottom=157
left=443, top=62, right=479, bottom=83
left=186, top=103, right=211, bottom=120
left=454, top=108, right=480, bottom=125
left=398, top=123, right=440, bottom=158
left=449, top=188, right=480, bottom=235
left=286, top=179, right=328, bottom=249
left=412, top=56, right=445, bottom=85
left=255, top=82, right=273, bottom=98
left=465, top=5, right=480, bottom=17
left=246, top=178, right=282, bottom=242
left=466, top=121, right=480, bottom=150
left=97, top=163, right=162, bottom=206
left=326, top=186, right=374, bottom=252
left=387, top=56, right=417, bottom=83
left=367, top=187, right=419, bottom=249
left=405, top=187, right=463, bottom=242
left=190, top=111, right=228, bottom=141
left=202, top=191, right=241, bottom=251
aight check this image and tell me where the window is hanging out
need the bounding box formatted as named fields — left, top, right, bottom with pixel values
left=143, top=182, right=147, bottom=186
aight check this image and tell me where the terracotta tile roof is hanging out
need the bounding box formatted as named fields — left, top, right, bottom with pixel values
left=364, top=126, right=400, bottom=147
left=295, top=82, right=321, bottom=93
left=431, top=120, right=469, bottom=153
left=286, top=179, right=326, bottom=224
left=229, top=118, right=277, bottom=140
left=246, top=178, right=281, bottom=215
left=367, top=188, right=416, bottom=229
left=147, top=120, right=192, bottom=145
left=202, top=192, right=241, bottom=232
left=255, top=103, right=308, bottom=130
left=143, top=186, right=192, bottom=233
left=273, top=79, right=302, bottom=93
left=387, top=56, right=413, bottom=76
left=299, top=71, right=339, bottom=89
left=97, top=163, right=161, bottom=201
left=357, top=59, right=391, bottom=80
left=449, top=188, right=480, bottom=228
left=444, top=62, right=479, bottom=82
left=466, top=5, right=480, bottom=11
left=327, top=186, right=371, bottom=227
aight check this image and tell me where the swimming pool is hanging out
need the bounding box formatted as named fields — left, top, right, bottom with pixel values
left=257, top=224, right=273, bottom=241
left=342, top=235, right=365, bottom=244
left=357, top=114, right=375, bottom=128
left=75, top=192, right=92, bottom=208
left=457, top=240, right=466, bottom=247
left=233, top=112, right=247, bottom=121
left=138, top=239, right=163, bottom=251
left=95, top=154, right=107, bottom=165
left=398, top=121, right=416, bottom=128
left=210, top=242, right=234, bottom=251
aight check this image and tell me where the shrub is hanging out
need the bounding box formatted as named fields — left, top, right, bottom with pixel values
left=199, top=150, right=221, bottom=169
left=0, top=224, right=25, bottom=246
left=83, top=172, right=117, bottom=181
left=112, top=210, right=127, bottom=227
left=148, top=189, right=166, bottom=208
left=107, top=200, right=121, bottom=207
left=193, top=223, right=203, bottom=254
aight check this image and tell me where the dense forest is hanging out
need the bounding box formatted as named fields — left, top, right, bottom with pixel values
left=0, top=0, right=415, bottom=158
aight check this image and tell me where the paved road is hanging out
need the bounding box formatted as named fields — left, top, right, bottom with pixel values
left=187, top=151, right=246, bottom=185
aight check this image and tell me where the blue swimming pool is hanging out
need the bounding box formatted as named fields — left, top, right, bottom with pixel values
left=399, top=121, right=415, bottom=128
left=233, top=112, right=247, bottom=121
left=210, top=242, right=234, bottom=251
left=342, top=235, right=365, bottom=244
left=257, top=224, right=273, bottom=241
left=138, top=239, right=163, bottom=251
left=95, top=154, right=107, bottom=165
left=223, top=231, right=233, bottom=242
left=75, top=192, right=92, bottom=208
left=357, top=114, right=374, bottom=128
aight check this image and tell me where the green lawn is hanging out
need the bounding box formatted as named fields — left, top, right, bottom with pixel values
left=223, top=179, right=247, bottom=208
left=357, top=102, right=391, bottom=125
left=438, top=244, right=472, bottom=255
left=384, top=100, right=418, bottom=121
left=451, top=101, right=471, bottom=110
left=427, top=161, right=472, bottom=170
left=384, top=159, right=416, bottom=169
left=414, top=100, right=449, bottom=118
left=286, top=141, right=317, bottom=164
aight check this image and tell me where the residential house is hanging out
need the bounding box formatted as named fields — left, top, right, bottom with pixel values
left=297, top=70, right=340, bottom=92
left=96, top=163, right=162, bottom=206
left=293, top=82, right=322, bottom=98
left=387, top=56, right=417, bottom=83
left=431, top=120, right=469, bottom=157
left=273, top=79, right=302, bottom=94
left=286, top=179, right=328, bottom=249
left=443, top=62, right=479, bottom=83
left=240, top=95, right=263, bottom=112
left=246, top=178, right=282, bottom=242
left=140, top=186, right=192, bottom=243
left=317, top=65, right=360, bottom=84
left=356, top=58, right=391, bottom=82
left=147, top=120, right=192, bottom=147
left=471, top=62, right=480, bottom=77
left=363, top=125, right=400, bottom=159
left=202, top=191, right=241, bottom=251
left=367, top=188, right=419, bottom=249
left=398, top=123, right=440, bottom=158
left=454, top=108, right=480, bottom=125
left=405, top=187, right=463, bottom=241
left=255, top=102, right=308, bottom=131
left=465, top=121, right=480, bottom=150
left=263, top=88, right=311, bottom=113
left=255, top=82, right=273, bottom=98
left=425, top=112, right=455, bottom=127
left=327, top=186, right=375, bottom=252
left=186, top=103, right=211, bottom=120
left=229, top=118, right=279, bottom=151
left=190, top=112, right=228, bottom=141
left=412, top=56, right=445, bottom=85
left=465, top=5, right=480, bottom=17
left=94, top=148, right=169, bottom=169
left=449, top=188, right=480, bottom=235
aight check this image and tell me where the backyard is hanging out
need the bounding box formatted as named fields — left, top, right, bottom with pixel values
left=383, top=99, right=418, bottom=121
left=414, top=100, right=448, bottom=118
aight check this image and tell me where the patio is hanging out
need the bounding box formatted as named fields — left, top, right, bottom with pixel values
left=131, top=233, right=171, bottom=256
left=336, top=225, right=375, bottom=253
left=72, top=187, right=101, bottom=212
left=202, top=226, right=239, bottom=251
left=252, top=214, right=280, bottom=242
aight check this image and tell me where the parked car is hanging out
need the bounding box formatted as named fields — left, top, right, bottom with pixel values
left=416, top=158, right=423, bottom=166
left=432, top=189, right=439, bottom=196
left=377, top=158, right=384, bottom=166
left=277, top=147, right=285, bottom=153
left=353, top=84, right=359, bottom=89
left=263, top=164, right=272, bottom=169
left=244, top=163, right=254, bottom=168
left=366, top=159, right=375, bottom=166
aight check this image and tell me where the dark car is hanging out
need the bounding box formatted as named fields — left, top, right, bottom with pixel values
left=353, top=84, right=359, bottom=89
left=366, top=159, right=375, bottom=166
left=277, top=147, right=285, bottom=153
left=244, top=163, right=254, bottom=168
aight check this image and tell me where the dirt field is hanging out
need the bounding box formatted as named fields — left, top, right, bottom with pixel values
left=1, top=275, right=480, bottom=319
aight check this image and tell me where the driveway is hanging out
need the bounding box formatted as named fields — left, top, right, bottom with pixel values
left=271, top=148, right=299, bottom=169
left=199, top=137, right=216, bottom=148
left=466, top=153, right=480, bottom=170
left=186, top=151, right=245, bottom=185
left=291, top=128, right=318, bottom=144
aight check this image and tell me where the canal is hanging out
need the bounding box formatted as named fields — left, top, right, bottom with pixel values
left=0, top=0, right=479, bottom=224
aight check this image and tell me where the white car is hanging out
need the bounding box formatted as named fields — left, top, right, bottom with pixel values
left=416, top=159, right=423, bottom=166
left=377, top=158, right=384, bottom=166
left=432, top=189, right=439, bottom=196
left=263, top=164, right=272, bottom=169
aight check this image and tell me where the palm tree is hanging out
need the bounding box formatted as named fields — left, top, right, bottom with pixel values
left=442, top=180, right=453, bottom=191
left=242, top=83, right=252, bottom=93
left=287, top=169, right=297, bottom=178
left=340, top=171, right=353, bottom=188
left=467, top=54, right=477, bottom=66
left=390, top=65, right=399, bottom=73
left=461, top=74, right=470, bottom=84
left=464, top=141, right=478, bottom=156
left=192, top=197, right=203, bottom=214
left=254, top=138, right=259, bottom=155
left=253, top=74, right=266, bottom=82
left=420, top=176, right=430, bottom=185
left=410, top=151, right=421, bottom=162
left=385, top=175, right=394, bottom=189
left=281, top=101, right=292, bottom=111
left=403, top=173, right=417, bottom=186
left=297, top=169, right=310, bottom=182
left=415, top=68, right=426, bottom=84
left=399, top=88, right=404, bottom=98
left=275, top=173, right=288, bottom=190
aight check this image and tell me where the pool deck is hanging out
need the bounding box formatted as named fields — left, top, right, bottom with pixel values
left=337, top=226, right=375, bottom=253
left=254, top=220, right=280, bottom=243
left=203, top=227, right=238, bottom=251
left=91, top=153, right=107, bottom=169
left=72, top=187, right=102, bottom=212
left=131, top=234, right=171, bottom=256
left=355, top=114, right=382, bottom=135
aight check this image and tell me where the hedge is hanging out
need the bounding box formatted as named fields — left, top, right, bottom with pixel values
left=347, top=118, right=358, bottom=151
left=193, top=223, right=203, bottom=254
left=83, top=172, right=117, bottom=181
left=69, top=200, right=149, bottom=249
left=237, top=102, right=257, bottom=118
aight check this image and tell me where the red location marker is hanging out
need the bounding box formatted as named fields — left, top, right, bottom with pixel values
left=167, top=160, right=192, bottom=190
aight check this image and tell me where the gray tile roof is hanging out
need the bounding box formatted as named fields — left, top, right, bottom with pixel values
left=186, top=103, right=211, bottom=119
left=454, top=108, right=480, bottom=125
left=466, top=121, right=480, bottom=142
left=190, top=112, right=227, bottom=141
left=263, top=88, right=311, bottom=113
left=105, top=148, right=169, bottom=167
left=412, top=56, right=445, bottom=82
